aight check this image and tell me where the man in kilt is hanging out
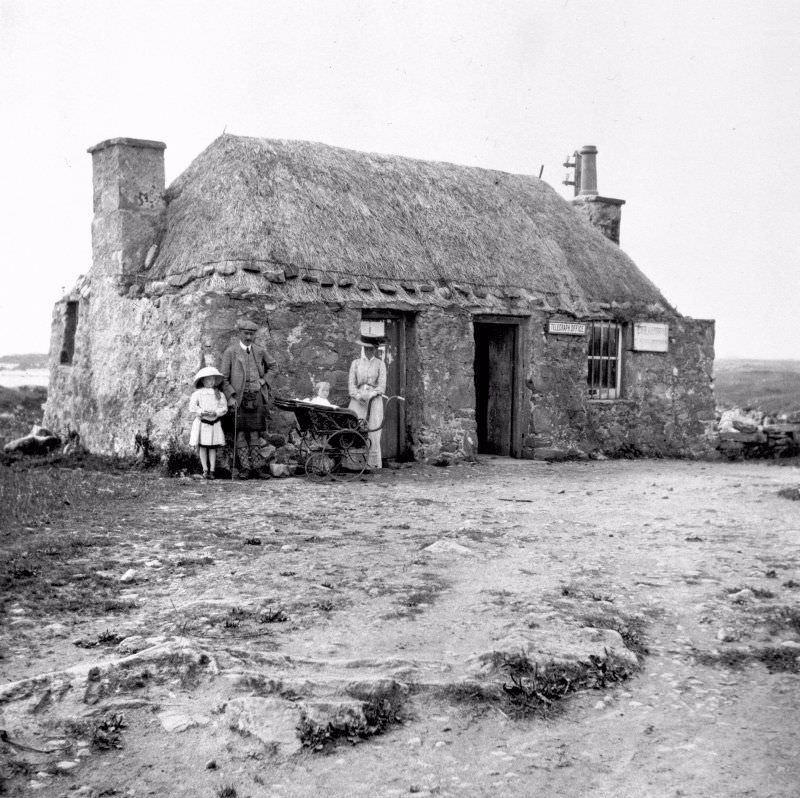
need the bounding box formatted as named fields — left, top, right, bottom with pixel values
left=220, top=319, right=277, bottom=478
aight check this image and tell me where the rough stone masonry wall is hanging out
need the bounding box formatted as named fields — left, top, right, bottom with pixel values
left=46, top=279, right=713, bottom=461
left=46, top=286, right=206, bottom=454
left=525, top=311, right=588, bottom=457
left=196, top=294, right=361, bottom=441
left=526, top=316, right=716, bottom=458
left=197, top=301, right=480, bottom=462
left=412, top=308, right=477, bottom=460
left=46, top=288, right=365, bottom=455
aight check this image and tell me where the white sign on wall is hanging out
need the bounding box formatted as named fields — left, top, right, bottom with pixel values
left=633, top=322, right=669, bottom=352
left=547, top=321, right=586, bottom=336
left=360, top=320, right=385, bottom=337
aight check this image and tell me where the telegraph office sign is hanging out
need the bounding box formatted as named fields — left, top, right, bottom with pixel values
left=547, top=321, right=586, bottom=336
left=633, top=322, right=669, bottom=352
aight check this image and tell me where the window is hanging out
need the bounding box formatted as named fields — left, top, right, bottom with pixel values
left=59, top=301, right=79, bottom=365
left=587, top=321, right=622, bottom=399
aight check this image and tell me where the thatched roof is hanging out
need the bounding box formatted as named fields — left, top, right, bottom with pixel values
left=146, top=134, right=670, bottom=311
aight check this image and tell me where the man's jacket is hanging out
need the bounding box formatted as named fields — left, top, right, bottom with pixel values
left=220, top=343, right=277, bottom=405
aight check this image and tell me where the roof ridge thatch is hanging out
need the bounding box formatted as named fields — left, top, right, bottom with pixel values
left=146, top=134, right=672, bottom=310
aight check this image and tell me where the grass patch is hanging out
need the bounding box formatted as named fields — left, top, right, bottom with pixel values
left=580, top=611, right=650, bottom=659
left=383, top=575, right=449, bottom=620
left=0, top=467, right=175, bottom=618
left=0, top=460, right=152, bottom=530
left=692, top=646, right=800, bottom=673
left=0, top=385, right=47, bottom=446
left=0, top=527, right=126, bottom=617
left=766, top=605, right=800, bottom=635
left=92, top=712, right=128, bottom=750
left=172, top=604, right=288, bottom=640
left=499, top=650, right=636, bottom=717
left=557, top=583, right=616, bottom=603
left=725, top=585, right=776, bottom=599
left=298, top=696, right=403, bottom=751
left=74, top=630, right=126, bottom=649
left=438, top=650, right=638, bottom=720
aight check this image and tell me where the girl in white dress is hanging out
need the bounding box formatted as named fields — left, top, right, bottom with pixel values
left=189, top=366, right=228, bottom=479
left=348, top=337, right=387, bottom=469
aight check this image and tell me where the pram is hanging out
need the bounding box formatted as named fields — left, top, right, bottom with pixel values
left=273, top=394, right=404, bottom=481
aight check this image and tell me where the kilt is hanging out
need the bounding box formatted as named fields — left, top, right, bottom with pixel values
left=236, top=390, right=268, bottom=433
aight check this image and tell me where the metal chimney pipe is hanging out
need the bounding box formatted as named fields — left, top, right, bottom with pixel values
left=578, top=145, right=598, bottom=195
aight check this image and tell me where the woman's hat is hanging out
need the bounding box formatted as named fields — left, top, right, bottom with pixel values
left=357, top=336, right=385, bottom=347
left=193, top=366, right=224, bottom=387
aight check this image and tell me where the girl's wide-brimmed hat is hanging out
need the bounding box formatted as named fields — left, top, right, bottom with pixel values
left=357, top=336, right=385, bottom=347
left=193, top=366, right=224, bottom=388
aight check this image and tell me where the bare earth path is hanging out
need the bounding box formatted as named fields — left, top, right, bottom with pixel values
left=2, top=458, right=800, bottom=797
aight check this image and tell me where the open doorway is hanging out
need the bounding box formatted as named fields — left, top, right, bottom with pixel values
left=360, top=311, right=413, bottom=461
left=473, top=318, right=524, bottom=457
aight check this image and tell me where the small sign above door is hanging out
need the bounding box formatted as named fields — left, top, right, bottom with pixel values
left=633, top=322, right=669, bottom=352
left=547, top=321, right=586, bottom=336
left=360, top=320, right=385, bottom=337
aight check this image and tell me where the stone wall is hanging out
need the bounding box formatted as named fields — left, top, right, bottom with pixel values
left=412, top=308, right=477, bottom=460
left=47, top=290, right=367, bottom=454
left=195, top=294, right=361, bottom=441
left=46, top=286, right=206, bottom=454
left=526, top=315, right=716, bottom=458
left=46, top=282, right=715, bottom=461
left=526, top=312, right=588, bottom=456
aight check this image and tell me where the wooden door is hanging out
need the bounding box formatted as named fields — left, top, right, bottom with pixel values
left=474, top=322, right=517, bottom=455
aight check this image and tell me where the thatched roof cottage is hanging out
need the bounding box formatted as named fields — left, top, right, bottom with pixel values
left=45, top=135, right=714, bottom=460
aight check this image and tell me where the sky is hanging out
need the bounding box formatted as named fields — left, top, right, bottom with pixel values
left=1, top=0, right=798, bottom=359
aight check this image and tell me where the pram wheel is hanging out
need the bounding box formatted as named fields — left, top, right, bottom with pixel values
left=319, top=428, right=370, bottom=481
left=305, top=450, right=335, bottom=481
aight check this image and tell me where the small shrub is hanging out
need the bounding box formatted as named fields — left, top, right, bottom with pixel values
left=298, top=695, right=402, bottom=751
left=161, top=436, right=197, bottom=476
left=92, top=712, right=127, bottom=750
left=500, top=649, right=636, bottom=717
left=259, top=607, right=288, bottom=623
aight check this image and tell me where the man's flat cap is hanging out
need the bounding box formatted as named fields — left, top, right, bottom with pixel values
left=237, top=320, right=258, bottom=331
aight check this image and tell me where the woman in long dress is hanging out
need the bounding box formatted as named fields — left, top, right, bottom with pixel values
left=348, top=336, right=387, bottom=469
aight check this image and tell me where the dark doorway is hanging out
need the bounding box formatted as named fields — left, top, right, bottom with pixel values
left=361, top=312, right=411, bottom=461
left=474, top=320, right=519, bottom=456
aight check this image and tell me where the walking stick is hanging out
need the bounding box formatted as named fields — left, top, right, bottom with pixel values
left=231, top=402, right=238, bottom=481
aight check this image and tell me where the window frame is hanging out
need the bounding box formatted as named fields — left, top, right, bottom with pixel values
left=586, top=320, right=623, bottom=400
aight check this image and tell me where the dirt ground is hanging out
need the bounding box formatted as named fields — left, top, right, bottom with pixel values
left=2, top=457, right=800, bottom=798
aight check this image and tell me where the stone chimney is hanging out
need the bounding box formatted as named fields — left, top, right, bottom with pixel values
left=87, top=137, right=166, bottom=284
left=566, top=145, right=625, bottom=245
